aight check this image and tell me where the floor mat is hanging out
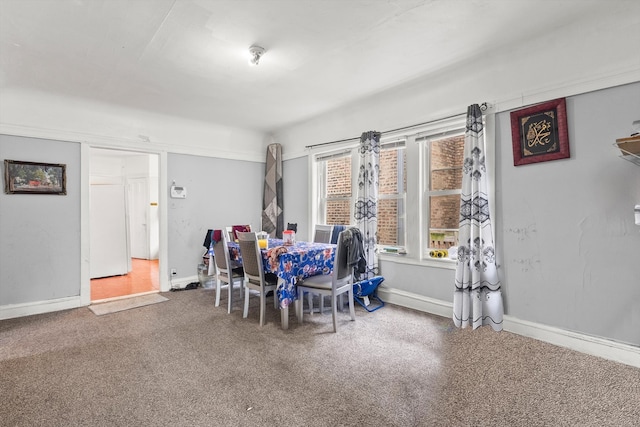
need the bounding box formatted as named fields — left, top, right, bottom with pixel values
left=88, top=293, right=168, bottom=316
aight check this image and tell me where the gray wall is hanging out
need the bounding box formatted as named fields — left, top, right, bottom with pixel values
left=379, top=261, right=454, bottom=303
left=167, top=153, right=263, bottom=281
left=0, top=135, right=81, bottom=304
left=375, top=83, right=640, bottom=346
left=0, top=140, right=264, bottom=308
left=282, top=156, right=309, bottom=241
left=496, top=83, right=640, bottom=345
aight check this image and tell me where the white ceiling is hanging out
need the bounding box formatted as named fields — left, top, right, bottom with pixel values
left=0, top=0, right=634, bottom=134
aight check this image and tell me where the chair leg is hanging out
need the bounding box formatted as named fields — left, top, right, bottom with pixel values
left=331, top=294, right=338, bottom=333
left=307, top=292, right=313, bottom=315
left=348, top=289, right=355, bottom=321
left=215, top=279, right=221, bottom=307
left=241, top=280, right=246, bottom=308
left=319, top=294, right=324, bottom=314
left=227, top=280, right=233, bottom=314
left=243, top=287, right=250, bottom=318
left=259, top=290, right=266, bottom=327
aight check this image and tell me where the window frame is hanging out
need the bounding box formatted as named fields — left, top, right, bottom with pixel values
left=315, top=149, right=355, bottom=226
left=309, top=111, right=495, bottom=269
left=311, top=138, right=407, bottom=250
left=420, top=130, right=465, bottom=260
left=377, top=140, right=407, bottom=250
left=413, top=114, right=468, bottom=264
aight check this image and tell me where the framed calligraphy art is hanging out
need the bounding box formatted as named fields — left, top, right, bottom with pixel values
left=510, top=98, right=569, bottom=166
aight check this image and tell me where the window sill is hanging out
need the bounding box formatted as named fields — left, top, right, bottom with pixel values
left=377, top=252, right=457, bottom=270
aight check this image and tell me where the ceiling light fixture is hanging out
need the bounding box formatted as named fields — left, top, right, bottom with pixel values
left=248, top=45, right=265, bottom=66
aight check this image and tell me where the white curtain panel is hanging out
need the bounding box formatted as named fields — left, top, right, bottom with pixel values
left=453, top=105, right=504, bottom=331
left=355, top=131, right=380, bottom=280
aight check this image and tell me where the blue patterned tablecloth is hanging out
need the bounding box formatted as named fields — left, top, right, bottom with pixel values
left=228, top=238, right=335, bottom=308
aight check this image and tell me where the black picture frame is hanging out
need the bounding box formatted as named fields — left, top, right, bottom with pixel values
left=4, top=159, right=67, bottom=195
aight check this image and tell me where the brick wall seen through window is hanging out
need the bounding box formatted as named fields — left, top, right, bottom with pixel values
left=324, top=148, right=406, bottom=246
left=325, top=157, right=351, bottom=225
left=429, top=134, right=465, bottom=248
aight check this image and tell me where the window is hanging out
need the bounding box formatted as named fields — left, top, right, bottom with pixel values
left=422, top=132, right=465, bottom=256
left=312, top=114, right=471, bottom=264
left=317, top=151, right=353, bottom=226
left=378, top=142, right=406, bottom=247
left=314, top=140, right=406, bottom=248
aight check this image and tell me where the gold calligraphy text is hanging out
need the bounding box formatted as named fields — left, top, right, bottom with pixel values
left=525, top=119, right=552, bottom=148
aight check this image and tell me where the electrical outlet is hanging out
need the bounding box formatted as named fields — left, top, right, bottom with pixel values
left=171, top=268, right=177, bottom=275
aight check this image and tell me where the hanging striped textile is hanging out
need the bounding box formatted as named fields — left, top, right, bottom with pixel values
left=262, top=143, right=283, bottom=238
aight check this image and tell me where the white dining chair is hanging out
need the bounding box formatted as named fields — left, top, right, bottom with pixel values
left=297, top=230, right=355, bottom=332
left=313, top=224, right=333, bottom=243
left=212, top=230, right=245, bottom=313
left=314, top=224, right=353, bottom=314
left=227, top=224, right=253, bottom=242
left=237, top=231, right=278, bottom=327
left=308, top=224, right=336, bottom=313
left=295, top=224, right=324, bottom=314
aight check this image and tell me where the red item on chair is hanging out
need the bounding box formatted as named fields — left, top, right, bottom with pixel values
left=231, top=225, right=251, bottom=240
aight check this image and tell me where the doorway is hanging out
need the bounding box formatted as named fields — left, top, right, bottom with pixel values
left=90, top=259, right=159, bottom=301
left=89, top=148, right=160, bottom=302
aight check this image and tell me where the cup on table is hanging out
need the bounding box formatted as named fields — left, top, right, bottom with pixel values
left=257, top=231, right=269, bottom=249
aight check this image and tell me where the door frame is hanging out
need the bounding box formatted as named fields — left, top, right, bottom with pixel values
left=80, top=145, right=169, bottom=306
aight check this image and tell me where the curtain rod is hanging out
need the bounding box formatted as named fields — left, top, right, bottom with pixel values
left=304, top=102, right=488, bottom=149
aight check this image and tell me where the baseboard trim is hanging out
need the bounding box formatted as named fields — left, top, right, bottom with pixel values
left=0, top=296, right=83, bottom=320
left=170, top=275, right=199, bottom=290
left=377, top=287, right=452, bottom=318
left=377, top=286, right=640, bottom=369
left=502, top=315, right=640, bottom=369
left=0, top=276, right=200, bottom=320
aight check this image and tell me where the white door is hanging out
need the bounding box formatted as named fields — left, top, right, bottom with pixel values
left=90, top=184, right=130, bottom=278
left=128, top=177, right=149, bottom=259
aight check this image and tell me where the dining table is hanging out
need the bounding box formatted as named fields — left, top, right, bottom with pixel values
left=227, top=238, right=336, bottom=329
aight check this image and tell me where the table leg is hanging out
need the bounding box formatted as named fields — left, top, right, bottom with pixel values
left=281, top=306, right=289, bottom=330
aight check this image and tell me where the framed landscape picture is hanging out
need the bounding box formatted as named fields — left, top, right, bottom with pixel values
left=4, top=159, right=67, bottom=195
left=510, top=98, right=569, bottom=166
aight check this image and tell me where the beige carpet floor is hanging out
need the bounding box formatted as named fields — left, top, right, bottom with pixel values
left=1, top=288, right=639, bottom=426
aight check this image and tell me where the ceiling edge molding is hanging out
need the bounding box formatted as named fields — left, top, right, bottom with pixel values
left=0, top=123, right=265, bottom=163
left=491, top=66, right=640, bottom=114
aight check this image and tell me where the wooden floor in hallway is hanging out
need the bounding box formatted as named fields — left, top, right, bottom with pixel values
left=91, top=259, right=159, bottom=302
